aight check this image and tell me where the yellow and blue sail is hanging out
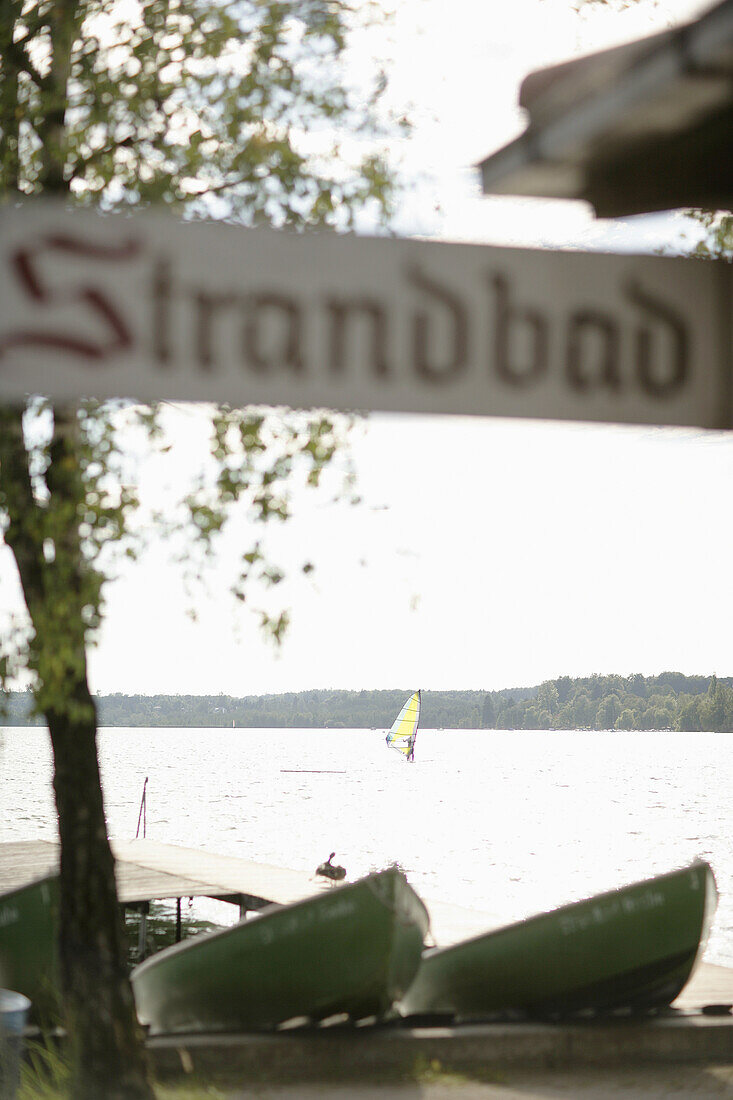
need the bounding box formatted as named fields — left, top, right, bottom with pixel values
left=386, top=690, right=421, bottom=761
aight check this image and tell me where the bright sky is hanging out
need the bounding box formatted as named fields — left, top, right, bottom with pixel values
left=3, top=0, right=731, bottom=698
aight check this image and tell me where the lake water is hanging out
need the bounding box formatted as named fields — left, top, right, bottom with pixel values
left=2, top=726, right=732, bottom=966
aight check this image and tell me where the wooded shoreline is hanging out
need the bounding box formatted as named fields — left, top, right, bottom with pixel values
left=4, top=673, right=733, bottom=732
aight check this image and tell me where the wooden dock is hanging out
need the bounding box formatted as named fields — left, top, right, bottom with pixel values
left=1, top=839, right=731, bottom=1011
left=0, top=839, right=327, bottom=911
left=0, top=838, right=508, bottom=936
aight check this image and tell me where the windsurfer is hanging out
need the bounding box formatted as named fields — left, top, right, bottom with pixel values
left=386, top=690, right=420, bottom=763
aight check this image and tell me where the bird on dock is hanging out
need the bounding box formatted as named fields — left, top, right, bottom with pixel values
left=316, top=852, right=346, bottom=883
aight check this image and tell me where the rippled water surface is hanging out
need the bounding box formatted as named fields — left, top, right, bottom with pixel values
left=2, top=726, right=732, bottom=965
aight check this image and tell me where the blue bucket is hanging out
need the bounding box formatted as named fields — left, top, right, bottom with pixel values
left=0, top=990, right=31, bottom=1099
left=0, top=990, right=31, bottom=1036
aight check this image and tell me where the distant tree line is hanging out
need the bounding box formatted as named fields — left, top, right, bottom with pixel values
left=2, top=673, right=732, bottom=731
left=486, top=672, right=733, bottom=732
left=0, top=688, right=495, bottom=729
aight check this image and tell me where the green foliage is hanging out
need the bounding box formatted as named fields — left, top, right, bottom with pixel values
left=489, top=672, right=733, bottom=733
left=4, top=674, right=731, bottom=731
left=0, top=0, right=406, bottom=697
left=178, top=406, right=357, bottom=642
left=687, top=210, right=733, bottom=260
left=0, top=686, right=491, bottom=727
left=2, top=0, right=400, bottom=228
left=18, top=1034, right=227, bottom=1098
left=18, top=1037, right=72, bottom=1100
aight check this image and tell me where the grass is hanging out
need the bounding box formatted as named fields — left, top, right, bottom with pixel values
left=155, top=1087, right=228, bottom=1099
left=18, top=1038, right=69, bottom=1099
left=17, top=1039, right=228, bottom=1100
left=411, top=1054, right=506, bottom=1086
left=16, top=1040, right=510, bottom=1098
left=15, top=906, right=225, bottom=1098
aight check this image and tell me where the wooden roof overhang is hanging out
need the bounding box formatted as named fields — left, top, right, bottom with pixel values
left=479, top=0, right=733, bottom=217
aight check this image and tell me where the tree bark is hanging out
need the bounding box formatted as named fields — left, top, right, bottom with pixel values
left=0, top=0, right=22, bottom=192
left=0, top=405, right=155, bottom=1099
left=48, top=692, right=154, bottom=1099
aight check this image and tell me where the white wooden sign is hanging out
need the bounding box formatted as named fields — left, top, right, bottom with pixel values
left=0, top=202, right=730, bottom=427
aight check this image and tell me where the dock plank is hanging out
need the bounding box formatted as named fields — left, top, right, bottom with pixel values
left=111, top=839, right=321, bottom=907
left=0, top=839, right=251, bottom=906
left=676, top=962, right=733, bottom=1010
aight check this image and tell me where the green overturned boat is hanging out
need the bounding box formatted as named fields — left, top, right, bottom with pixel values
left=0, top=875, right=59, bottom=1021
left=132, top=866, right=429, bottom=1034
left=400, top=860, right=717, bottom=1020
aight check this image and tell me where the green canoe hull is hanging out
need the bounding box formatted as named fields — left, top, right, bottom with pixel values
left=400, top=860, right=717, bottom=1019
left=0, top=876, right=59, bottom=1022
left=131, top=867, right=429, bottom=1034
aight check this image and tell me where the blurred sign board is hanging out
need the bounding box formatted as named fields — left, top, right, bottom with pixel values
left=0, top=203, right=730, bottom=428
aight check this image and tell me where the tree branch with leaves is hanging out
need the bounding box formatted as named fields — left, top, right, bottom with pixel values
left=0, top=1, right=404, bottom=1095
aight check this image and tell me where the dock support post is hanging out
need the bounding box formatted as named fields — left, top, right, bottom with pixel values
left=138, top=901, right=149, bottom=961
left=175, top=897, right=182, bottom=943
